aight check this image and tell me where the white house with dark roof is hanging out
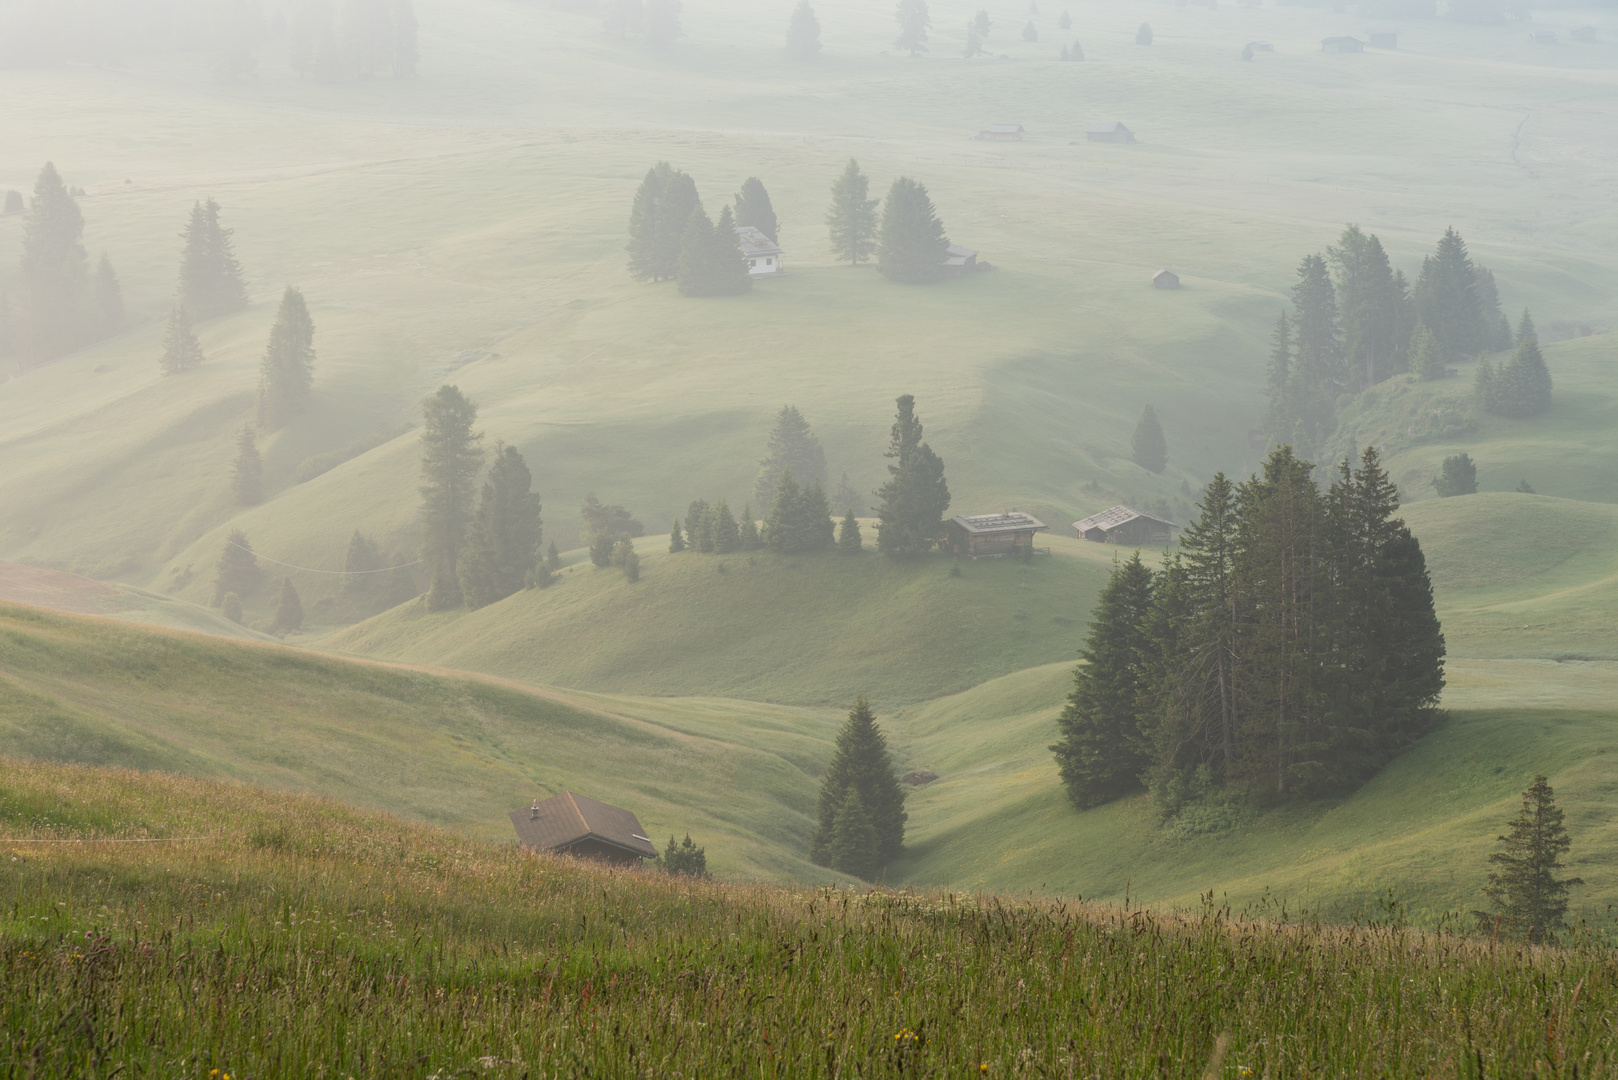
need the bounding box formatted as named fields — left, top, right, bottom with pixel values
left=734, top=226, right=784, bottom=275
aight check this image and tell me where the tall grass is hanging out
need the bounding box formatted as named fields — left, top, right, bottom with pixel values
left=4, top=760, right=1615, bottom=1077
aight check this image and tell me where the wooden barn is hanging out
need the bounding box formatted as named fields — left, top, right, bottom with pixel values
left=1153, top=269, right=1180, bottom=289
left=1086, top=121, right=1136, bottom=143
left=946, top=511, right=1048, bottom=558
left=945, top=245, right=979, bottom=276
left=1528, top=30, right=1557, bottom=43
left=1072, top=505, right=1177, bottom=546
left=1321, top=36, right=1365, bottom=52
left=977, top=124, right=1025, bottom=141
left=510, top=792, right=658, bottom=866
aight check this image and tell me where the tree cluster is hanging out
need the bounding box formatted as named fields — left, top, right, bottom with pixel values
left=763, top=471, right=835, bottom=554
left=8, top=163, right=123, bottom=367
left=678, top=497, right=755, bottom=554
left=658, top=834, right=708, bottom=877
left=459, top=442, right=544, bottom=607
left=874, top=395, right=950, bottom=557
left=810, top=697, right=907, bottom=880
left=163, top=197, right=250, bottom=376
left=341, top=530, right=420, bottom=618
left=627, top=164, right=774, bottom=296
left=291, top=0, right=419, bottom=81
left=1474, top=310, right=1552, bottom=418
left=583, top=493, right=644, bottom=568
left=1052, top=447, right=1446, bottom=816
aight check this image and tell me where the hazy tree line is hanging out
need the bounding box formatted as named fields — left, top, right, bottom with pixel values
left=1052, top=447, right=1445, bottom=819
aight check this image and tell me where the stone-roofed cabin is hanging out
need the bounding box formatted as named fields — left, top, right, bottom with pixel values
left=510, top=792, right=658, bottom=866
left=947, top=511, right=1048, bottom=558
left=1086, top=121, right=1135, bottom=143
left=1072, top=505, right=1177, bottom=546
left=734, top=226, right=784, bottom=276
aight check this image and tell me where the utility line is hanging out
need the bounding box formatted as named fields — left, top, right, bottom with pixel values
left=226, top=539, right=420, bottom=575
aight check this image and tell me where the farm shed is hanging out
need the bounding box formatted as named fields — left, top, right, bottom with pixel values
left=1249, top=41, right=1274, bottom=51
left=1153, top=269, right=1180, bottom=289
left=1366, top=29, right=1398, bottom=48
left=510, top=792, right=658, bottom=866
left=1571, top=26, right=1597, bottom=42
left=1086, top=121, right=1136, bottom=143
left=945, top=245, right=979, bottom=276
left=734, top=226, right=784, bottom=276
left=1528, top=30, right=1557, bottom=43
left=946, top=512, right=1048, bottom=558
left=1073, top=505, right=1177, bottom=546
left=1321, top=36, right=1364, bottom=52
left=977, top=124, right=1025, bottom=141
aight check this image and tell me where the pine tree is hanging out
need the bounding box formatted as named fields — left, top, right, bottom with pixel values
left=894, top=0, right=930, bottom=55
left=1328, top=225, right=1400, bottom=389
left=810, top=696, right=906, bottom=868
left=1409, top=323, right=1445, bottom=381
left=754, top=405, right=827, bottom=507
left=643, top=0, right=682, bottom=48
left=786, top=0, right=822, bottom=59
left=971, top=9, right=992, bottom=40
left=627, top=163, right=700, bottom=283
left=1286, top=253, right=1345, bottom=451
left=734, top=178, right=779, bottom=242
left=965, top=19, right=987, bottom=57
left=1482, top=775, right=1582, bottom=943
left=1135, top=22, right=1152, bottom=44
left=833, top=472, right=863, bottom=516
left=1413, top=227, right=1485, bottom=360
left=257, top=286, right=316, bottom=431
left=1051, top=553, right=1155, bottom=808
left=459, top=442, right=542, bottom=609
left=231, top=425, right=262, bottom=506
left=676, top=205, right=716, bottom=296
left=159, top=302, right=206, bottom=375
left=874, top=395, right=951, bottom=557
left=1263, top=310, right=1294, bottom=440
left=838, top=508, right=862, bottom=553
left=341, top=530, right=384, bottom=611
left=738, top=505, right=762, bottom=550
left=1473, top=358, right=1499, bottom=413
left=19, top=162, right=91, bottom=364
left=1489, top=310, right=1551, bottom=418
left=1068, top=40, right=1084, bottom=59
left=685, top=498, right=713, bottom=553
left=213, top=529, right=260, bottom=605
left=828, top=788, right=880, bottom=880
left=1474, top=264, right=1512, bottom=352
left=710, top=205, right=752, bottom=295
left=826, top=159, right=880, bottom=267
left=799, top=481, right=835, bottom=551
left=1433, top=452, right=1477, bottom=498
left=622, top=544, right=641, bottom=582
left=1131, top=404, right=1167, bottom=473
left=1022, top=20, right=1038, bottom=40
left=178, top=198, right=249, bottom=320
left=272, top=577, right=303, bottom=634
left=762, top=470, right=801, bottom=553
left=711, top=498, right=740, bottom=553
left=876, top=177, right=950, bottom=284
left=1059, top=9, right=1071, bottom=28
left=668, top=519, right=686, bottom=552
left=419, top=385, right=484, bottom=610
left=546, top=541, right=562, bottom=576
left=92, top=253, right=123, bottom=338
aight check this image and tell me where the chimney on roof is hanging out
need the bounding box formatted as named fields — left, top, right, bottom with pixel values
left=529, top=800, right=540, bottom=820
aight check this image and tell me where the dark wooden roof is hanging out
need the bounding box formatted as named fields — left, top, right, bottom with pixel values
left=984, top=124, right=1025, bottom=134
left=1086, top=121, right=1132, bottom=134
left=952, top=511, right=1047, bottom=536
left=734, top=226, right=782, bottom=257
left=1073, top=505, right=1176, bottom=533
left=510, top=792, right=658, bottom=859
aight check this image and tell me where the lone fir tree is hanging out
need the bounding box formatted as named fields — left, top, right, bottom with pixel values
left=1131, top=404, right=1167, bottom=474
left=874, top=394, right=950, bottom=557
left=1433, top=452, right=1477, bottom=498
left=893, top=0, right=930, bottom=55
left=257, top=286, right=315, bottom=431
left=458, top=441, right=542, bottom=610
left=159, top=302, right=206, bottom=375
left=826, top=159, right=880, bottom=267
left=19, top=162, right=92, bottom=364
left=668, top=519, right=686, bottom=552
left=876, top=177, right=950, bottom=284
left=755, top=404, right=827, bottom=507
left=419, top=385, right=484, bottom=610
left=272, top=577, right=304, bottom=635
left=838, top=508, right=862, bottom=553
left=231, top=425, right=262, bottom=506
left=177, top=198, right=249, bottom=320
left=810, top=696, right=906, bottom=876
left=734, top=178, right=779, bottom=243
left=1482, top=774, right=1582, bottom=943
left=786, top=0, right=821, bottom=59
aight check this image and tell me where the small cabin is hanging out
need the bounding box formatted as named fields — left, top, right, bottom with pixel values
left=1153, top=268, right=1180, bottom=290
left=1086, top=121, right=1136, bottom=143
left=510, top=792, right=658, bottom=866
left=1528, top=31, right=1557, bottom=43
left=945, top=245, right=979, bottom=276
left=977, top=124, right=1025, bottom=141
left=1321, top=36, right=1364, bottom=53
left=947, top=511, right=1048, bottom=558
left=1571, top=26, right=1597, bottom=42
left=1073, top=505, right=1177, bottom=546
left=1366, top=29, right=1398, bottom=48
left=735, top=226, right=784, bottom=276
left=1248, top=41, right=1274, bottom=51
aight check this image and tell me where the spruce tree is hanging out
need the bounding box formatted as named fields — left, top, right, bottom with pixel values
left=826, top=159, right=880, bottom=267
left=178, top=198, right=249, bottom=320
left=257, top=286, right=316, bottom=431
left=810, top=696, right=906, bottom=868
left=1473, top=358, right=1499, bottom=412
left=627, top=163, right=700, bottom=283
left=711, top=498, right=740, bottom=553
left=341, top=530, right=384, bottom=612
left=1433, top=452, right=1477, bottom=498
left=668, top=519, right=686, bottom=552
left=546, top=541, right=562, bottom=576
left=1490, top=310, right=1551, bottom=418
left=159, top=302, right=206, bottom=375
left=762, top=470, right=801, bottom=553
left=965, top=19, right=986, bottom=57
left=893, top=0, right=930, bottom=55
left=1289, top=253, right=1345, bottom=446
left=1482, top=775, right=1582, bottom=943
left=1068, top=40, right=1084, bottom=60
left=459, top=442, right=542, bottom=609
left=1474, top=265, right=1512, bottom=352
left=738, top=505, right=762, bottom=550
left=213, top=529, right=260, bottom=605
left=590, top=532, right=616, bottom=568
left=709, top=205, right=752, bottom=295
left=19, top=162, right=91, bottom=364
left=1409, top=324, right=1445, bottom=381
left=754, top=405, right=827, bottom=507
left=1263, top=310, right=1295, bottom=440
left=272, top=577, right=304, bottom=634
left=1051, top=553, right=1155, bottom=808
left=828, top=788, right=880, bottom=880
left=660, top=834, right=707, bottom=876
left=1135, top=22, right=1152, bottom=44
left=1059, top=9, right=1071, bottom=28
left=685, top=498, right=712, bottom=553
left=799, top=481, right=835, bottom=551
left=418, top=385, right=484, bottom=610
left=93, top=253, right=123, bottom=338
left=838, top=508, right=862, bottom=553
left=876, top=177, right=950, bottom=284
left=874, top=395, right=951, bottom=557
left=1328, top=225, right=1400, bottom=389
left=833, top=472, right=863, bottom=516
left=231, top=425, right=262, bottom=506
left=676, top=205, right=717, bottom=296
left=622, top=544, right=641, bottom=582
left=1022, top=19, right=1037, bottom=40
left=1131, top=404, right=1167, bottom=473
left=786, top=0, right=822, bottom=59
left=735, top=178, right=780, bottom=242
left=1413, top=227, right=1485, bottom=360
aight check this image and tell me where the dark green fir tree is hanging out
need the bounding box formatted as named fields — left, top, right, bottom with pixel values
left=668, top=519, right=686, bottom=553
left=1482, top=774, right=1582, bottom=943
left=828, top=788, right=880, bottom=880
left=876, top=177, right=950, bottom=284
left=418, top=385, right=484, bottom=610
left=1433, top=452, right=1477, bottom=498
left=458, top=442, right=542, bottom=610
left=213, top=529, right=260, bottom=606
left=738, top=505, right=762, bottom=550
left=755, top=405, right=827, bottom=507
left=810, top=696, right=907, bottom=871
left=257, top=286, right=315, bottom=431
left=838, top=508, right=862, bottom=553
left=177, top=198, right=249, bottom=320
left=825, top=159, right=880, bottom=267
left=711, top=497, right=740, bottom=553
left=786, top=0, right=822, bottom=59
left=272, top=577, right=303, bottom=635
left=231, top=425, right=262, bottom=506
left=1131, top=404, right=1167, bottom=473
left=660, top=834, right=708, bottom=876
left=19, top=161, right=91, bottom=364
left=874, top=394, right=950, bottom=557
left=893, top=0, right=931, bottom=55
left=159, top=302, right=206, bottom=375
left=734, top=178, right=779, bottom=242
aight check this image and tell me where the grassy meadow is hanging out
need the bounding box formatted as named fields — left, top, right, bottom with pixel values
left=5, top=759, right=1618, bottom=1077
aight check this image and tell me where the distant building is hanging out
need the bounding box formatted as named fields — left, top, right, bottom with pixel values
left=945, top=245, right=979, bottom=276
left=976, top=124, right=1026, bottom=141
left=735, top=226, right=784, bottom=276
left=1365, top=29, right=1398, bottom=48
left=1528, top=31, right=1557, bottom=43
left=1321, top=36, right=1365, bottom=52
left=1086, top=121, right=1136, bottom=143
left=946, top=511, right=1048, bottom=558
left=510, top=792, right=658, bottom=866
left=1153, top=268, right=1180, bottom=289
left=1247, top=40, right=1274, bottom=52
left=1072, top=505, right=1177, bottom=546
left=1571, top=25, right=1597, bottom=42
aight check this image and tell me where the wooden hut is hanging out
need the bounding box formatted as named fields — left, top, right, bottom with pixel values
left=1321, top=36, right=1365, bottom=52
left=945, top=245, right=979, bottom=276
left=1086, top=121, right=1136, bottom=143
left=510, top=792, right=658, bottom=866
left=1072, top=505, right=1176, bottom=546
left=977, top=124, right=1026, bottom=141
left=1153, top=269, right=1180, bottom=289
left=1366, top=29, right=1398, bottom=48
left=946, top=511, right=1048, bottom=558
left=1528, top=30, right=1557, bottom=43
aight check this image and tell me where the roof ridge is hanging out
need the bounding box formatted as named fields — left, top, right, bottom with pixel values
left=564, top=792, right=589, bottom=837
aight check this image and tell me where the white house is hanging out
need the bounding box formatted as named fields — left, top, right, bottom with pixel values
left=735, top=226, right=784, bottom=275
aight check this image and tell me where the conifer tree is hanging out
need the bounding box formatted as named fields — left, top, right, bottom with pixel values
left=272, top=577, right=303, bottom=634
left=810, top=696, right=906, bottom=869
left=755, top=405, right=827, bottom=507
left=19, top=162, right=91, bottom=364
left=1058, top=9, right=1071, bottom=28
left=1487, top=310, right=1551, bottom=418
left=1131, top=404, right=1167, bottom=473
left=1329, top=225, right=1400, bottom=389
left=874, top=395, right=951, bottom=557
left=213, top=529, right=260, bottom=605
left=177, top=198, right=249, bottom=320
left=828, top=788, right=880, bottom=880
left=1022, top=19, right=1038, bottom=40
left=231, top=425, right=262, bottom=506
left=1051, top=553, right=1155, bottom=808
left=643, top=0, right=682, bottom=49
left=1473, top=358, right=1499, bottom=412
left=1068, top=40, right=1083, bottom=59
left=826, top=159, right=880, bottom=267
left=1410, top=324, right=1445, bottom=381
left=711, top=498, right=741, bottom=553
left=581, top=494, right=643, bottom=552
left=93, top=253, right=123, bottom=338
left=734, top=178, right=780, bottom=243
left=833, top=472, right=863, bottom=516
left=876, top=177, right=950, bottom=284
left=685, top=498, right=713, bottom=553
left=459, top=442, right=542, bottom=609
left=668, top=519, right=686, bottom=552
left=965, top=19, right=986, bottom=56
left=590, top=532, right=616, bottom=568
left=257, top=286, right=316, bottom=431
left=676, top=205, right=717, bottom=296
left=838, top=508, right=862, bottom=553
left=799, top=481, right=835, bottom=551
left=1475, top=265, right=1512, bottom=352
left=627, top=163, right=700, bottom=283
left=159, top=302, right=206, bottom=375
left=622, top=543, right=641, bottom=582
left=972, top=9, right=992, bottom=39
left=1135, top=22, right=1152, bottom=44
left=894, top=0, right=931, bottom=55
left=341, top=530, right=384, bottom=611
left=1263, top=310, right=1295, bottom=440
left=546, top=541, right=562, bottom=576
left=419, top=385, right=484, bottom=610
left=786, top=0, right=822, bottom=59
left=660, top=834, right=707, bottom=876
left=1482, top=775, right=1582, bottom=943
left=710, top=205, right=752, bottom=295
left=762, top=471, right=801, bottom=553
left=1433, top=452, right=1477, bottom=498
left=1414, top=227, right=1485, bottom=360
left=739, top=505, right=762, bottom=550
